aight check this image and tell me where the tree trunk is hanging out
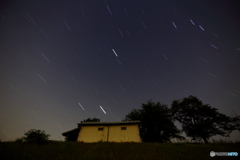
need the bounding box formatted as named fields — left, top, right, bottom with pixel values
left=202, top=137, right=208, bottom=144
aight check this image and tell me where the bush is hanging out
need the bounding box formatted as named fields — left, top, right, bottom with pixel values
left=23, top=129, right=50, bottom=145
left=14, top=137, right=25, bottom=143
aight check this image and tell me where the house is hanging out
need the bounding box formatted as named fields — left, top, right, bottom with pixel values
left=62, top=128, right=80, bottom=141
left=62, top=121, right=141, bottom=142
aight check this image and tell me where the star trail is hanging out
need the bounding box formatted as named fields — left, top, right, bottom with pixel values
left=0, top=0, right=240, bottom=141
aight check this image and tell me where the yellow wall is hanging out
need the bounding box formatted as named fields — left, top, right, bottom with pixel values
left=77, top=124, right=141, bottom=143
left=77, top=126, right=108, bottom=142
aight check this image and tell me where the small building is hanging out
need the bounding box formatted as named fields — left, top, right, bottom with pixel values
left=62, top=128, right=80, bottom=141
left=62, top=121, right=141, bottom=143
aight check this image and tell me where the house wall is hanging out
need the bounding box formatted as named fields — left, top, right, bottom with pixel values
left=108, top=125, right=141, bottom=142
left=77, top=126, right=108, bottom=142
left=77, top=124, right=141, bottom=143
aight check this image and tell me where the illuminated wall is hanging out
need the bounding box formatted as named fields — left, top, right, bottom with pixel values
left=77, top=124, right=141, bottom=142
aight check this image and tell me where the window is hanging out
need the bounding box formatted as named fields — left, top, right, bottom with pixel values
left=121, top=127, right=126, bottom=130
left=98, top=128, right=103, bottom=131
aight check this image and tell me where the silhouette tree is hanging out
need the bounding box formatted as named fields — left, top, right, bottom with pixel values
left=171, top=95, right=237, bottom=143
left=23, top=129, right=50, bottom=145
left=123, top=100, right=184, bottom=143
left=229, top=111, right=240, bottom=132
left=14, top=137, right=24, bottom=143
left=81, top=118, right=100, bottom=122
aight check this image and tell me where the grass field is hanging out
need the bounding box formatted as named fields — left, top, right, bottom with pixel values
left=0, top=141, right=239, bottom=160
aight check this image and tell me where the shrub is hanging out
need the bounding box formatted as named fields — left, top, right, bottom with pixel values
left=23, top=129, right=50, bottom=145
left=14, top=137, right=25, bottom=143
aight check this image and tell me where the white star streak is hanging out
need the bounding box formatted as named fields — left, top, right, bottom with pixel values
left=8, top=83, right=18, bottom=92
left=142, top=21, right=146, bottom=29
left=78, top=102, right=85, bottom=110
left=112, top=49, right=118, bottom=57
left=119, top=29, right=123, bottom=37
left=26, top=13, right=36, bottom=25
left=106, top=5, right=112, bottom=15
left=209, top=73, right=218, bottom=78
left=107, top=107, right=113, bottom=114
left=117, top=58, right=122, bottom=65
left=31, top=110, right=39, bottom=118
left=172, top=22, right=177, bottom=28
left=141, top=6, right=145, bottom=14
left=212, top=32, right=218, bottom=37
left=119, top=85, right=125, bottom=92
left=63, top=21, right=71, bottom=31
left=190, top=19, right=195, bottom=25
left=110, top=96, right=116, bottom=103
left=227, top=91, right=239, bottom=97
left=100, top=106, right=106, bottom=114
left=40, top=28, right=49, bottom=39
left=2, top=130, right=11, bottom=138
left=162, top=54, right=168, bottom=60
left=199, top=25, right=204, bottom=31
left=211, top=44, right=218, bottom=49
left=38, top=74, right=46, bottom=83
left=57, top=123, right=63, bottom=131
left=41, top=53, right=50, bottom=63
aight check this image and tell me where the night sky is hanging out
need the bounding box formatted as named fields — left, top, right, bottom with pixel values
left=1, top=0, right=240, bottom=141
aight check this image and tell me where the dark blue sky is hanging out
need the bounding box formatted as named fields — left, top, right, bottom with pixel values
left=0, top=0, right=240, bottom=141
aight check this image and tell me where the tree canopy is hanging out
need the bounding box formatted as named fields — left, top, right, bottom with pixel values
left=123, top=100, right=184, bottom=143
left=81, top=118, right=100, bottom=122
left=171, top=95, right=238, bottom=143
left=23, top=129, right=50, bottom=145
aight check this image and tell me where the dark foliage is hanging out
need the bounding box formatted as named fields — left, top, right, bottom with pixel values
left=123, top=100, right=185, bottom=143
left=23, top=129, right=50, bottom=145
left=14, top=137, right=24, bottom=143
left=171, top=95, right=239, bottom=143
left=230, top=111, right=240, bottom=132
left=81, top=118, right=100, bottom=122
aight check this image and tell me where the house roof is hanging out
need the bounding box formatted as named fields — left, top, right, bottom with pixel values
left=78, top=121, right=141, bottom=126
left=62, top=128, right=80, bottom=136
left=62, top=121, right=141, bottom=137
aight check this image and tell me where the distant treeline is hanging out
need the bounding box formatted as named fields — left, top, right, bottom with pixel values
left=123, top=95, right=240, bottom=143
